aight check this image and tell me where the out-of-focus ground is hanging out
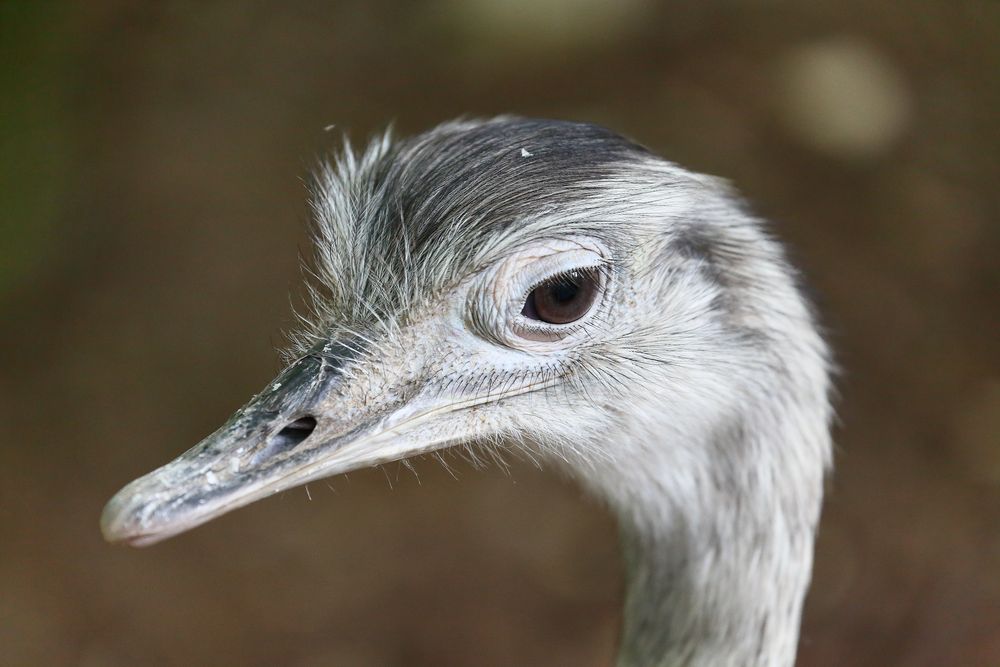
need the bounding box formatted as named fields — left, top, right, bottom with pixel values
left=1, top=1, right=997, bottom=665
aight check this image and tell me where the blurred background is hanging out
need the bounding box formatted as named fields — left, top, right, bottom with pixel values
left=1, top=1, right=997, bottom=665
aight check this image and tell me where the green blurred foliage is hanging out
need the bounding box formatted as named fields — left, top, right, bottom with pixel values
left=0, top=2, right=74, bottom=300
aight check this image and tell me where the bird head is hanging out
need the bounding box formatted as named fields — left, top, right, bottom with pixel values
left=101, top=117, right=807, bottom=546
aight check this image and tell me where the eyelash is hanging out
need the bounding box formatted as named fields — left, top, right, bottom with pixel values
left=519, top=264, right=608, bottom=307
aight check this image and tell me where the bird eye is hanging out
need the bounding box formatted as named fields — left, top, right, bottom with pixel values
left=521, top=269, right=599, bottom=325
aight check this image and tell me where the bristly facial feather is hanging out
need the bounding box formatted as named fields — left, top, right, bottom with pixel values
left=294, top=117, right=661, bottom=350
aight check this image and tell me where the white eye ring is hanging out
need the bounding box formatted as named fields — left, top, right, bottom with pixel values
left=504, top=241, right=611, bottom=346
left=464, top=238, right=612, bottom=350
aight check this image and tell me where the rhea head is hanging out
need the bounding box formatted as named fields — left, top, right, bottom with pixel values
left=102, top=117, right=832, bottom=667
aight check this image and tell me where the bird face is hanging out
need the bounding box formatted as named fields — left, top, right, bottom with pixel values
left=101, top=117, right=738, bottom=546
left=100, top=233, right=638, bottom=545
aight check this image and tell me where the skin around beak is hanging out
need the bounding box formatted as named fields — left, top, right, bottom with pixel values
left=100, top=339, right=434, bottom=546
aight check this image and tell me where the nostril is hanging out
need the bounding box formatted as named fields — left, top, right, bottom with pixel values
left=274, top=416, right=317, bottom=447
left=255, top=416, right=317, bottom=463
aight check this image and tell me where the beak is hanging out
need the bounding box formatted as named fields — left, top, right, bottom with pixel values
left=100, top=339, right=443, bottom=546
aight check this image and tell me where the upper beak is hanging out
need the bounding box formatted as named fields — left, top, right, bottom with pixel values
left=100, top=339, right=436, bottom=546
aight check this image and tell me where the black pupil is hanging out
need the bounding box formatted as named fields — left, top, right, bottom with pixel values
left=548, top=277, right=580, bottom=303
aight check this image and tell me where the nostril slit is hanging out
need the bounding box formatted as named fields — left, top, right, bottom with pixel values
left=275, top=416, right=317, bottom=446
left=257, top=416, right=317, bottom=462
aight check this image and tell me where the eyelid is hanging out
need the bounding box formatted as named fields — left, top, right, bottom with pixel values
left=507, top=246, right=606, bottom=290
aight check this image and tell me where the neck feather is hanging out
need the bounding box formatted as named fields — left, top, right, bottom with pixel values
left=601, top=393, right=828, bottom=667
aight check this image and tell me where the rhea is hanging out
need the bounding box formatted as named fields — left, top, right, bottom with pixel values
left=101, top=118, right=833, bottom=666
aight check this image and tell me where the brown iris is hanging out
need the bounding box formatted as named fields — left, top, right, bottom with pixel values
left=521, top=269, right=599, bottom=324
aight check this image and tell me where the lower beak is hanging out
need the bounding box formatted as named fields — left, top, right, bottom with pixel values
left=100, top=343, right=438, bottom=546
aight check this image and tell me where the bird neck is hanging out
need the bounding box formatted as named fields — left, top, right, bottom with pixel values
left=604, top=396, right=828, bottom=667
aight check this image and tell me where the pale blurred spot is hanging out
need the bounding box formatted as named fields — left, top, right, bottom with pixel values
left=776, top=38, right=912, bottom=159
left=437, top=0, right=651, bottom=59
left=952, top=380, right=1000, bottom=485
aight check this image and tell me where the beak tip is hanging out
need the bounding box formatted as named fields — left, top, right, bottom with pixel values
left=100, top=484, right=157, bottom=547
left=99, top=491, right=129, bottom=544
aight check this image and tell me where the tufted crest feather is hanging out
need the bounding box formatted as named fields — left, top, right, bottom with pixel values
left=291, top=117, right=687, bottom=355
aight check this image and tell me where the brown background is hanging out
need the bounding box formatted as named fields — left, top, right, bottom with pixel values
left=1, top=1, right=998, bottom=665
